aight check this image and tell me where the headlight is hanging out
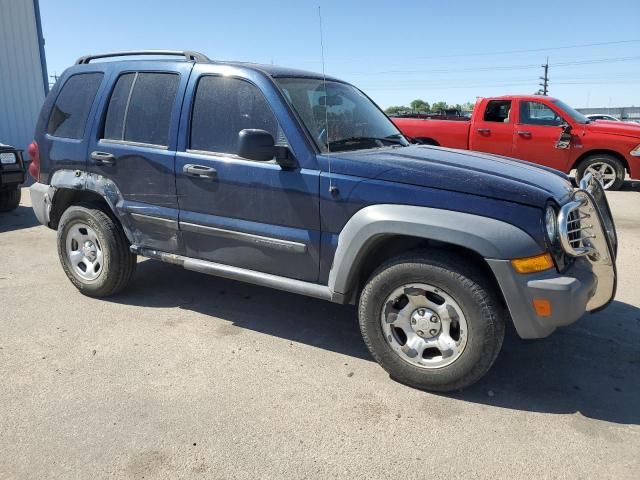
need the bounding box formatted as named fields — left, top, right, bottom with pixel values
left=545, top=205, right=558, bottom=243
left=630, top=144, right=640, bottom=157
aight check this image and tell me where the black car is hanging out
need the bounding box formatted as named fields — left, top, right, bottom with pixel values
left=0, top=143, right=25, bottom=212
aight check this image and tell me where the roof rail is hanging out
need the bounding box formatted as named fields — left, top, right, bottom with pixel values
left=75, top=50, right=211, bottom=65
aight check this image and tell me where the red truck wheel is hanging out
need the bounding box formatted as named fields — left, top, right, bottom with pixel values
left=576, top=154, right=625, bottom=191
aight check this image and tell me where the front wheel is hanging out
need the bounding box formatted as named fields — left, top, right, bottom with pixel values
left=57, top=205, right=136, bottom=297
left=358, top=251, right=505, bottom=392
left=576, top=154, right=625, bottom=190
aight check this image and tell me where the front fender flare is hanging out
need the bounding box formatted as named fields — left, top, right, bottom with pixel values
left=328, top=204, right=544, bottom=296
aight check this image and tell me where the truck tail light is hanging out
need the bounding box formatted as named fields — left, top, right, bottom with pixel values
left=27, top=140, right=40, bottom=181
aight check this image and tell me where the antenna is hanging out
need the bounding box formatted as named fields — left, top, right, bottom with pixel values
left=318, top=5, right=338, bottom=196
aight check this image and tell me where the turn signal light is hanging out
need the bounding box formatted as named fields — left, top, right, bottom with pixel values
left=533, top=299, right=552, bottom=317
left=511, top=253, right=554, bottom=274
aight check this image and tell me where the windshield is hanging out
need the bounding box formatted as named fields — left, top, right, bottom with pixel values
left=552, top=99, right=590, bottom=124
left=275, top=77, right=409, bottom=152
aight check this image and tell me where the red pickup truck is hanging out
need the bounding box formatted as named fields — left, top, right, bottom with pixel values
left=392, top=95, right=640, bottom=190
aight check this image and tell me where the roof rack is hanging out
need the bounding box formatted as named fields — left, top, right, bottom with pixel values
left=75, top=50, right=211, bottom=65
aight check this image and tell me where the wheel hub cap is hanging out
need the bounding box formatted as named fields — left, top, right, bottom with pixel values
left=65, top=222, right=104, bottom=281
left=585, top=162, right=616, bottom=189
left=82, top=240, right=97, bottom=262
left=410, top=308, right=441, bottom=338
left=381, top=284, right=468, bottom=369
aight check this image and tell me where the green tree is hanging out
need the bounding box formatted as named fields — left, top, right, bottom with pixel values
left=385, top=105, right=409, bottom=115
left=430, top=101, right=448, bottom=113
left=410, top=99, right=430, bottom=112
left=461, top=101, right=475, bottom=112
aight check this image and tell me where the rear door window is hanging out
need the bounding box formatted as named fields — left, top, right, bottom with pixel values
left=483, top=100, right=512, bottom=123
left=47, top=73, right=104, bottom=139
left=190, top=76, right=281, bottom=155
left=103, top=72, right=179, bottom=147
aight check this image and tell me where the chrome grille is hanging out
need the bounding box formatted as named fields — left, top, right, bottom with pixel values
left=558, top=198, right=595, bottom=257
left=559, top=172, right=616, bottom=260
left=566, top=209, right=584, bottom=251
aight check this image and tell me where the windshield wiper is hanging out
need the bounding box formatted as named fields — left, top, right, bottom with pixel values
left=328, top=135, right=406, bottom=150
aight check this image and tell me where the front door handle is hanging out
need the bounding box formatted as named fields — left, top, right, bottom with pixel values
left=517, top=131, right=532, bottom=137
left=183, top=164, right=217, bottom=180
left=477, top=128, right=491, bottom=134
left=91, top=151, right=115, bottom=165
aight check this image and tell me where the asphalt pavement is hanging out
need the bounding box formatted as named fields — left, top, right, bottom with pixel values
left=1, top=184, right=639, bottom=479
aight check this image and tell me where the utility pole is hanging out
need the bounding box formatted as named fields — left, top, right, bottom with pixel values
left=48, top=73, right=59, bottom=89
left=538, top=57, right=549, bottom=95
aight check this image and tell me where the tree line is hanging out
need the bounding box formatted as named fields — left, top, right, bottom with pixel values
left=385, top=99, right=475, bottom=115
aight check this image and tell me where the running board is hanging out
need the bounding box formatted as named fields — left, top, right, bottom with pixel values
left=131, top=246, right=343, bottom=303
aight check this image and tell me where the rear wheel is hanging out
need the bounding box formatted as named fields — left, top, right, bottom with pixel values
left=576, top=154, right=625, bottom=190
left=0, top=186, right=21, bottom=212
left=358, top=251, right=505, bottom=392
left=57, top=205, right=136, bottom=297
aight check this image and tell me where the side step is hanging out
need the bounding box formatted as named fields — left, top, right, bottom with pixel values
left=131, top=246, right=343, bottom=303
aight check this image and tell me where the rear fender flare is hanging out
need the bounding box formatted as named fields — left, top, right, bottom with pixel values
left=50, top=169, right=134, bottom=242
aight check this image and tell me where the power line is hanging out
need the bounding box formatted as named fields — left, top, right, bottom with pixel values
left=410, top=39, right=640, bottom=60
left=346, top=55, right=640, bottom=76
left=362, top=80, right=639, bottom=91
left=295, top=39, right=640, bottom=65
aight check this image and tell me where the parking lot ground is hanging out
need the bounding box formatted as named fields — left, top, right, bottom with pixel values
left=1, top=184, right=639, bottom=479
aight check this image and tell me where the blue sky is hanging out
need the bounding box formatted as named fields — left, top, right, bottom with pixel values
left=40, top=0, right=639, bottom=109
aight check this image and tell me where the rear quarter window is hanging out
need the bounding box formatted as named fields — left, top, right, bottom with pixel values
left=47, top=72, right=104, bottom=139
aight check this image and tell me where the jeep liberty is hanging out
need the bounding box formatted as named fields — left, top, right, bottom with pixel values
left=29, top=51, right=618, bottom=391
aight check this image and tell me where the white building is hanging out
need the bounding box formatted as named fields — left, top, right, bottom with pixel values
left=0, top=0, right=48, bottom=155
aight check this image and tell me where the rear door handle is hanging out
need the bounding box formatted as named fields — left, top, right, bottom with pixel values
left=476, top=128, right=491, bottom=134
left=183, top=164, right=217, bottom=180
left=517, top=131, right=532, bottom=137
left=91, top=151, right=115, bottom=165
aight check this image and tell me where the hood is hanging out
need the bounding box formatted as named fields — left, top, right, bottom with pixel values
left=584, top=120, right=640, bottom=139
left=327, top=145, right=574, bottom=207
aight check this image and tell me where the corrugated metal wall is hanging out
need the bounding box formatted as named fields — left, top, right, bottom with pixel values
left=0, top=0, right=47, bottom=155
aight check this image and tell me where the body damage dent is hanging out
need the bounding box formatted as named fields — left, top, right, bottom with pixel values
left=50, top=169, right=135, bottom=243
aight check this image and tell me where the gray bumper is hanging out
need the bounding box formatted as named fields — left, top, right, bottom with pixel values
left=488, top=258, right=597, bottom=339
left=29, top=182, right=52, bottom=226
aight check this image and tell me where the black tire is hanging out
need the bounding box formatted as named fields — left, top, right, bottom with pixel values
left=0, top=186, right=21, bottom=212
left=576, top=154, right=625, bottom=191
left=358, top=250, right=505, bottom=392
left=57, top=205, right=136, bottom=297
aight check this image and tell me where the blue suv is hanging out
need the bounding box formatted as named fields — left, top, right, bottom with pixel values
left=29, top=50, right=618, bottom=391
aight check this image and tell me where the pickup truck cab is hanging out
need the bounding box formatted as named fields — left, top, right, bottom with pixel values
left=392, top=95, right=640, bottom=190
left=29, top=51, right=618, bottom=392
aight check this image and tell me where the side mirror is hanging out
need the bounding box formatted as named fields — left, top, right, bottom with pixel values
left=555, top=123, right=572, bottom=150
left=238, top=129, right=275, bottom=162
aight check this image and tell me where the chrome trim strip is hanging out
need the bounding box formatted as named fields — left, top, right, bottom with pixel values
left=132, top=246, right=342, bottom=302
left=98, top=139, right=168, bottom=150
left=130, top=213, right=178, bottom=229
left=179, top=221, right=307, bottom=253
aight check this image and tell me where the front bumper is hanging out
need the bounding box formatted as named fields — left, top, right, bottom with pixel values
left=488, top=258, right=597, bottom=338
left=490, top=172, right=617, bottom=339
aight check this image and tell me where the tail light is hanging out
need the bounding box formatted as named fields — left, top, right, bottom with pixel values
left=27, top=140, right=40, bottom=181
